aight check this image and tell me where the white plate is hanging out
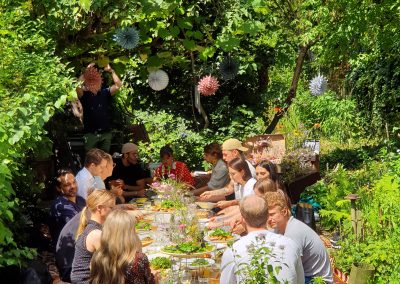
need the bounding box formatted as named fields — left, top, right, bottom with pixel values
left=195, top=202, right=216, bottom=209
left=185, top=258, right=215, bottom=269
left=204, top=233, right=240, bottom=244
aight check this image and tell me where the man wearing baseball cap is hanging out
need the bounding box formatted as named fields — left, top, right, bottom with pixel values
left=221, top=138, right=255, bottom=174
left=200, top=138, right=256, bottom=207
left=109, top=143, right=150, bottom=200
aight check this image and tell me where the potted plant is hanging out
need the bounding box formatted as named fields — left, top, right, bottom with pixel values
left=348, top=262, right=375, bottom=284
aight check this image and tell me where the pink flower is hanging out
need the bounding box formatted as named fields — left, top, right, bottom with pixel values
left=178, top=224, right=186, bottom=230
left=151, top=182, right=161, bottom=187
left=168, top=174, right=176, bottom=180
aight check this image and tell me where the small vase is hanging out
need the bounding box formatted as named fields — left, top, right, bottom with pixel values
left=348, top=263, right=375, bottom=284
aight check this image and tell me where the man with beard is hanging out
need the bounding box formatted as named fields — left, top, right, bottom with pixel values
left=109, top=143, right=151, bottom=200
left=49, top=169, right=86, bottom=246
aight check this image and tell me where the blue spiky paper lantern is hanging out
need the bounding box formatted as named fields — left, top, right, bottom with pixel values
left=219, top=56, right=239, bottom=80
left=309, top=75, right=328, bottom=96
left=113, top=27, right=140, bottom=50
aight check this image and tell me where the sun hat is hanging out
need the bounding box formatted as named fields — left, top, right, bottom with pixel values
left=222, top=138, right=248, bottom=152
left=121, top=143, right=138, bottom=154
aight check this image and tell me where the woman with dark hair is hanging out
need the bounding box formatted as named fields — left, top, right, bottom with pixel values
left=154, top=145, right=195, bottom=186
left=256, top=160, right=284, bottom=187
left=215, top=157, right=257, bottom=209
left=192, top=142, right=230, bottom=196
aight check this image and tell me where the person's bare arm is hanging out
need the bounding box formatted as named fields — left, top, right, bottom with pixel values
left=104, top=64, right=122, bottom=95
left=192, top=185, right=209, bottom=196
left=86, top=229, right=102, bottom=252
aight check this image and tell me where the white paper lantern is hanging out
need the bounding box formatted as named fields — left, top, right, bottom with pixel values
left=309, top=75, right=328, bottom=96
left=148, top=69, right=169, bottom=91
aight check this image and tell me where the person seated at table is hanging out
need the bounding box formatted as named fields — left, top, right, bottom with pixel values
left=265, top=192, right=333, bottom=284
left=76, top=148, right=108, bottom=200
left=49, top=169, right=86, bottom=248
left=254, top=178, right=291, bottom=209
left=71, top=189, right=116, bottom=284
left=198, top=138, right=256, bottom=202
left=90, top=209, right=156, bottom=284
left=94, top=153, right=125, bottom=203
left=208, top=179, right=278, bottom=234
left=154, top=145, right=195, bottom=186
left=109, top=143, right=151, bottom=200
left=214, top=157, right=256, bottom=209
left=220, top=195, right=304, bottom=284
left=56, top=200, right=141, bottom=283
left=192, top=142, right=230, bottom=196
left=256, top=160, right=284, bottom=189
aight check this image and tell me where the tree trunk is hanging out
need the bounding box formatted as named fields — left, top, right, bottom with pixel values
left=264, top=44, right=312, bottom=134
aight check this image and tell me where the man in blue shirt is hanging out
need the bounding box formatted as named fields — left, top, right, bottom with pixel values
left=49, top=169, right=86, bottom=247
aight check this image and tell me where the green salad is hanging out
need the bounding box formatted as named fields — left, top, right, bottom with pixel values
left=163, top=241, right=213, bottom=254
left=209, top=228, right=232, bottom=238
left=161, top=200, right=175, bottom=209
left=190, top=259, right=209, bottom=266
left=150, top=257, right=172, bottom=270
left=135, top=221, right=152, bottom=230
left=160, top=200, right=185, bottom=209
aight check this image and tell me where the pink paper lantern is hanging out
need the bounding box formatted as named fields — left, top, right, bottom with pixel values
left=83, top=66, right=102, bottom=94
left=197, top=75, right=219, bottom=96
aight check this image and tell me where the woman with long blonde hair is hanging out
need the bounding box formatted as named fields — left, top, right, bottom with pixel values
left=90, top=209, right=155, bottom=284
left=71, top=189, right=115, bottom=284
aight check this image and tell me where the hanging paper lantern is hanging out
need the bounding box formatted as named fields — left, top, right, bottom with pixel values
left=309, top=75, right=328, bottom=96
left=83, top=66, right=102, bottom=94
left=197, top=75, right=219, bottom=96
left=148, top=69, right=169, bottom=91
left=113, top=27, right=140, bottom=50
left=219, top=57, right=239, bottom=80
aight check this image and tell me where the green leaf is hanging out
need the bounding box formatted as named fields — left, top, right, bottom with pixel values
left=158, top=28, right=170, bottom=39
left=170, top=26, right=180, bottom=37
left=79, top=0, right=92, bottom=12
left=199, top=46, right=215, bottom=61
left=193, top=31, right=203, bottom=40
left=177, top=18, right=193, bottom=30
left=158, top=51, right=172, bottom=58
left=183, top=39, right=196, bottom=50
left=147, top=55, right=164, bottom=68
left=175, top=7, right=185, bottom=15
left=217, top=35, right=240, bottom=52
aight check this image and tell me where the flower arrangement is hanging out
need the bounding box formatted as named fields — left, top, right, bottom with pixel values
left=280, top=147, right=315, bottom=183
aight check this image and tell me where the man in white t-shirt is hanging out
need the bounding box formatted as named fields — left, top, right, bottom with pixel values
left=220, top=195, right=304, bottom=284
